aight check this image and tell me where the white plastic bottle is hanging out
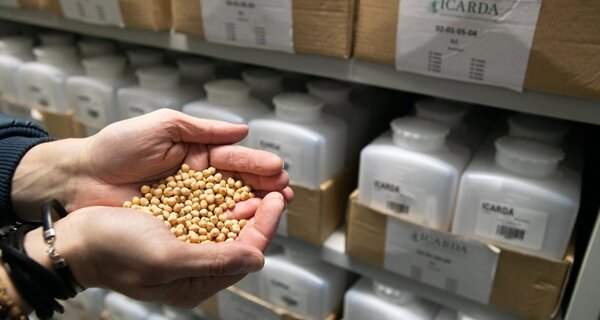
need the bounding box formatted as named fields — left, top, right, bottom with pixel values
left=451, top=136, right=581, bottom=259
left=77, top=38, right=115, bottom=58
left=258, top=245, right=351, bottom=320
left=0, top=36, right=35, bottom=120
left=247, top=93, right=347, bottom=189
left=307, top=79, right=371, bottom=163
left=18, top=45, right=84, bottom=113
left=235, top=243, right=284, bottom=297
left=126, top=48, right=164, bottom=69
left=358, top=117, right=471, bottom=231
left=241, top=68, right=283, bottom=106
left=67, top=55, right=135, bottom=135
left=182, top=79, right=270, bottom=126
left=344, top=277, right=440, bottom=320
left=117, top=66, right=202, bottom=119
left=507, top=113, right=569, bottom=145
left=435, top=307, right=458, bottom=320
left=415, top=98, right=485, bottom=152
left=176, top=57, right=216, bottom=87
left=38, top=32, right=75, bottom=45
left=68, top=288, right=108, bottom=318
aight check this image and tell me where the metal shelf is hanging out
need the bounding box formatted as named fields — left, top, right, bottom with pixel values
left=273, top=229, right=520, bottom=320
left=1, top=8, right=599, bottom=125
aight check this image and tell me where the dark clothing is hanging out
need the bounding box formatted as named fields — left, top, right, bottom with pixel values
left=0, top=114, right=52, bottom=227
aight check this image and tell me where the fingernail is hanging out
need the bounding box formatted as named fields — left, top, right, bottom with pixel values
left=244, top=253, right=264, bottom=273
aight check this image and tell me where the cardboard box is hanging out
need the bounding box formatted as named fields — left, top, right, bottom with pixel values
left=18, top=0, right=62, bottom=15
left=119, top=0, right=172, bottom=31
left=346, top=190, right=573, bottom=320
left=283, top=165, right=357, bottom=246
left=171, top=0, right=355, bottom=58
left=199, top=287, right=338, bottom=320
left=33, top=105, right=86, bottom=139
left=354, top=0, right=600, bottom=100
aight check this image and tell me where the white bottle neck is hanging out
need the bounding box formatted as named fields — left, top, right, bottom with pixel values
left=372, top=281, right=416, bottom=305
left=392, top=131, right=446, bottom=152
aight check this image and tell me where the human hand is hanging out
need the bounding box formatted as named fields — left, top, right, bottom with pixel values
left=11, top=109, right=293, bottom=220
left=23, top=191, right=286, bottom=308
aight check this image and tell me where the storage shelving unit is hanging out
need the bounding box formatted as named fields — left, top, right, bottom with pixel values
left=1, top=7, right=598, bottom=320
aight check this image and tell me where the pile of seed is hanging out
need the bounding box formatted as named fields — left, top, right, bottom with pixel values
left=123, top=164, right=253, bottom=244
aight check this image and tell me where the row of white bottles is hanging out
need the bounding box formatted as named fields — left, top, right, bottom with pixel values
left=234, top=244, right=351, bottom=320
left=358, top=105, right=581, bottom=259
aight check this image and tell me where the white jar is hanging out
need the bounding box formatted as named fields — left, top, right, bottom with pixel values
left=234, top=244, right=283, bottom=297
left=307, top=79, right=371, bottom=163
left=359, top=117, right=471, bottom=230
left=242, top=68, right=283, bottom=106
left=183, top=79, right=269, bottom=125
left=451, top=136, right=581, bottom=259
left=77, top=39, right=115, bottom=58
left=117, top=66, right=202, bottom=119
left=176, top=56, right=216, bottom=87
left=0, top=36, right=35, bottom=120
left=104, top=292, right=159, bottom=320
left=67, top=55, right=135, bottom=135
left=507, top=113, right=569, bottom=145
left=68, top=288, right=108, bottom=318
left=344, top=277, right=440, bottom=320
left=247, top=93, right=347, bottom=189
left=415, top=98, right=485, bottom=152
left=38, top=32, right=75, bottom=45
left=19, top=45, right=84, bottom=113
left=259, top=246, right=351, bottom=320
left=126, top=48, right=164, bottom=69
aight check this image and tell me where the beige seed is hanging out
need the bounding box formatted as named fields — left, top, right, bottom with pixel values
left=225, top=238, right=235, bottom=242
left=217, top=221, right=224, bottom=229
left=210, top=228, right=220, bottom=238
left=132, top=196, right=140, bottom=205
left=215, top=233, right=226, bottom=242
left=181, top=163, right=190, bottom=172
left=206, top=222, right=215, bottom=230
left=239, top=219, right=247, bottom=228
left=141, top=185, right=151, bottom=194
left=231, top=224, right=241, bottom=234
left=227, top=232, right=237, bottom=239
left=163, top=187, right=174, bottom=197
left=123, top=201, right=132, bottom=208
left=208, top=204, right=216, bottom=212
left=214, top=207, right=224, bottom=216
left=221, top=227, right=230, bottom=234
left=165, top=176, right=175, bottom=183
left=234, top=180, right=243, bottom=189
left=198, top=228, right=208, bottom=236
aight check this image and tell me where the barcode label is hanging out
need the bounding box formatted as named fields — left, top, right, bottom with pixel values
left=496, top=225, right=526, bottom=240
left=387, top=201, right=410, bottom=214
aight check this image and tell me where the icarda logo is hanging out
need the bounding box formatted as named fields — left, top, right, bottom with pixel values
left=429, top=0, right=502, bottom=20
left=411, top=231, right=469, bottom=255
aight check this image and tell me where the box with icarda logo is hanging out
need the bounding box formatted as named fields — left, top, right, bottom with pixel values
left=346, top=190, right=573, bottom=320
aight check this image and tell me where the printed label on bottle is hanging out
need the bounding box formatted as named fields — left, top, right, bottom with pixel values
left=0, top=0, right=19, bottom=7
left=265, top=277, right=309, bottom=315
left=200, top=0, right=294, bottom=53
left=28, top=85, right=53, bottom=109
left=395, top=0, right=542, bottom=91
left=384, top=217, right=499, bottom=303
left=75, top=92, right=108, bottom=125
left=257, top=138, right=301, bottom=180
left=370, top=178, right=427, bottom=224
left=59, top=0, right=124, bottom=26
left=475, top=200, right=548, bottom=251
left=217, top=290, right=281, bottom=320
left=126, top=103, right=151, bottom=118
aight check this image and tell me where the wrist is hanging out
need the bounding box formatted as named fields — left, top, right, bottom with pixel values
left=11, top=138, right=88, bottom=221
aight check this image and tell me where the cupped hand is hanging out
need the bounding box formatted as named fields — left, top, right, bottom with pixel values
left=65, top=109, right=293, bottom=212
left=24, top=192, right=286, bottom=308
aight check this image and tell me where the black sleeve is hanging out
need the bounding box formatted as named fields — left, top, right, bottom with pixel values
left=0, top=114, right=53, bottom=227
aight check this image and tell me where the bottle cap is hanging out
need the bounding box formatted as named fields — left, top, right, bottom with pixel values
left=390, top=117, right=450, bottom=152
left=83, top=55, right=127, bottom=79
left=136, top=66, right=180, bottom=90
left=415, top=98, right=470, bottom=127
left=372, top=280, right=416, bottom=305
left=177, top=57, right=216, bottom=83
left=126, top=48, right=164, bottom=68
left=33, top=45, right=79, bottom=65
left=508, top=113, right=569, bottom=145
left=204, top=79, right=250, bottom=106
left=78, top=39, right=115, bottom=58
left=0, top=36, right=34, bottom=55
left=274, top=93, right=324, bottom=122
left=38, top=32, right=75, bottom=45
left=306, top=79, right=351, bottom=107
left=495, top=136, right=564, bottom=177
left=242, top=68, right=284, bottom=92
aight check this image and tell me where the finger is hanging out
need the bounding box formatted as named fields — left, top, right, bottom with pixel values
left=168, top=241, right=264, bottom=279
left=152, top=109, right=249, bottom=145
left=218, top=170, right=289, bottom=192
left=237, top=192, right=286, bottom=252
left=182, top=143, right=210, bottom=171
left=208, top=145, right=284, bottom=176
left=227, top=198, right=260, bottom=220
left=253, top=187, right=294, bottom=203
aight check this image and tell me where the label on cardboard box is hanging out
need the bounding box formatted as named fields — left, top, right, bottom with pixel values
left=0, top=0, right=19, bottom=7
left=59, top=0, right=124, bottom=26
left=476, top=199, right=548, bottom=251
left=200, top=0, right=294, bottom=53
left=384, top=217, right=499, bottom=303
left=217, top=290, right=282, bottom=320
left=395, top=0, right=542, bottom=91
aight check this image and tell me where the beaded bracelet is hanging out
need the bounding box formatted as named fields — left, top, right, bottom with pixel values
left=0, top=272, right=28, bottom=320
